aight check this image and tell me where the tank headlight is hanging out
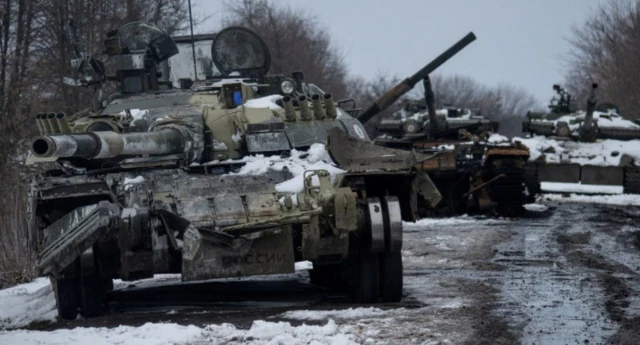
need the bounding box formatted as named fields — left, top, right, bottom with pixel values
left=280, top=80, right=295, bottom=95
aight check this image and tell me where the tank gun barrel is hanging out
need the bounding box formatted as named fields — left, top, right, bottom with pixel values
left=356, top=32, right=476, bottom=124
left=32, top=129, right=186, bottom=159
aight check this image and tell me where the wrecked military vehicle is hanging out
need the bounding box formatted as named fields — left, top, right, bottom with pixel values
left=523, top=83, right=640, bottom=141
left=27, top=22, right=443, bottom=319
left=358, top=33, right=532, bottom=216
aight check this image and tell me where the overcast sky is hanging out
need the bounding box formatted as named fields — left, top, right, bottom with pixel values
left=194, top=0, right=606, bottom=104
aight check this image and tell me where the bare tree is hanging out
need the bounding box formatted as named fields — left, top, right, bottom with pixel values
left=565, top=0, right=640, bottom=118
left=0, top=0, right=190, bottom=288
left=223, top=0, right=349, bottom=99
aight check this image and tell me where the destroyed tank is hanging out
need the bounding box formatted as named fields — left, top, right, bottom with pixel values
left=376, top=102, right=497, bottom=138
left=523, top=84, right=640, bottom=141
left=356, top=33, right=532, bottom=216
left=27, top=22, right=444, bottom=319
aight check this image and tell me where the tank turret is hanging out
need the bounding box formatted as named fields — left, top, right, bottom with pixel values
left=523, top=83, right=639, bottom=141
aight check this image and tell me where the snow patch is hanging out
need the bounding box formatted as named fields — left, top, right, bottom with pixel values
left=403, top=216, right=507, bottom=231
left=0, top=320, right=360, bottom=345
left=294, top=261, right=313, bottom=271
left=0, top=278, right=56, bottom=330
left=514, top=135, right=640, bottom=166
left=233, top=143, right=345, bottom=193
left=244, top=95, right=283, bottom=110
left=281, top=307, right=387, bottom=321
left=540, top=193, right=640, bottom=206
left=123, top=176, right=145, bottom=191
left=540, top=182, right=622, bottom=194
left=523, top=203, right=549, bottom=212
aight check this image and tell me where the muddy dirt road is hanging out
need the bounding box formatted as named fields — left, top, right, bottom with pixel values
left=34, top=202, right=640, bottom=344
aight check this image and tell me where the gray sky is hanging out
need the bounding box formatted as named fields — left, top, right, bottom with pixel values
left=194, top=0, right=606, bottom=104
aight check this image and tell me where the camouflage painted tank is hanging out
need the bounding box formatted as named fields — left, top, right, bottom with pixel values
left=523, top=84, right=640, bottom=141
left=357, top=33, right=531, bottom=216
left=27, top=22, right=443, bottom=319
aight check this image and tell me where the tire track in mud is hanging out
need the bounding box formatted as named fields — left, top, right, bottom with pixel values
left=554, top=205, right=640, bottom=344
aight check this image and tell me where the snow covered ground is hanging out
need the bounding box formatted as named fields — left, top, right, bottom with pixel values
left=1, top=319, right=363, bottom=345
left=0, top=278, right=56, bottom=330
left=539, top=193, right=640, bottom=206
left=540, top=182, right=623, bottom=194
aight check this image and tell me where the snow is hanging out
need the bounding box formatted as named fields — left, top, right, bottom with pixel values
left=233, top=143, right=345, bottom=193
left=403, top=216, right=508, bottom=232
left=280, top=307, right=387, bottom=321
left=488, top=133, right=509, bottom=143
left=0, top=278, right=56, bottom=330
left=117, top=109, right=149, bottom=122
left=540, top=193, right=640, bottom=206
left=540, top=182, right=623, bottom=194
left=123, top=175, right=145, bottom=191
left=244, top=95, right=283, bottom=110
left=513, top=135, right=640, bottom=166
left=548, top=110, right=640, bottom=130
left=124, top=176, right=145, bottom=185
left=523, top=203, right=549, bottom=212
left=294, top=261, right=313, bottom=271
left=0, top=320, right=360, bottom=345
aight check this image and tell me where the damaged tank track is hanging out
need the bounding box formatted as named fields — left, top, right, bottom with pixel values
left=357, top=32, right=532, bottom=216
left=27, top=22, right=446, bottom=320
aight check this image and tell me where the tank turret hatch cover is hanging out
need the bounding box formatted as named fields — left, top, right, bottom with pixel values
left=211, top=26, right=271, bottom=77
left=111, top=22, right=179, bottom=63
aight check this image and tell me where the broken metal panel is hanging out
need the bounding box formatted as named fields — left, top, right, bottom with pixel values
left=581, top=165, right=624, bottom=185
left=413, top=171, right=443, bottom=208
left=538, top=164, right=581, bottom=183
left=246, top=132, right=291, bottom=153
left=285, top=122, right=336, bottom=147
left=182, top=227, right=294, bottom=281
left=176, top=197, right=215, bottom=226
left=37, top=201, right=121, bottom=275
left=245, top=194, right=279, bottom=221
left=213, top=195, right=247, bottom=227
left=327, top=127, right=437, bottom=171
left=414, top=151, right=457, bottom=172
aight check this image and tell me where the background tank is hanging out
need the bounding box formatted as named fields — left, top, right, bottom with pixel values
left=28, top=22, right=444, bottom=320
left=523, top=83, right=640, bottom=141
left=356, top=34, right=532, bottom=216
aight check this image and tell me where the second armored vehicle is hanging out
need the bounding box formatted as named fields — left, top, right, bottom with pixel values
left=523, top=84, right=640, bottom=141
left=358, top=33, right=532, bottom=216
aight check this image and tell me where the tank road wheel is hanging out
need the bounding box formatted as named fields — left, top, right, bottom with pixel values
left=347, top=197, right=384, bottom=303
left=379, top=196, right=403, bottom=303
left=51, top=276, right=78, bottom=320
left=78, top=250, right=106, bottom=318
left=79, top=276, right=105, bottom=318
left=624, top=166, right=640, bottom=194
left=555, top=121, right=571, bottom=138
left=523, top=163, right=540, bottom=203
left=354, top=248, right=380, bottom=303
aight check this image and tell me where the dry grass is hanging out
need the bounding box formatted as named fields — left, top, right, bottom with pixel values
left=0, top=164, right=36, bottom=289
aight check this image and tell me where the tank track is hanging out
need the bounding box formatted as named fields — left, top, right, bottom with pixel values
left=523, top=163, right=540, bottom=203
left=487, top=166, right=526, bottom=216
left=624, top=166, right=640, bottom=194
